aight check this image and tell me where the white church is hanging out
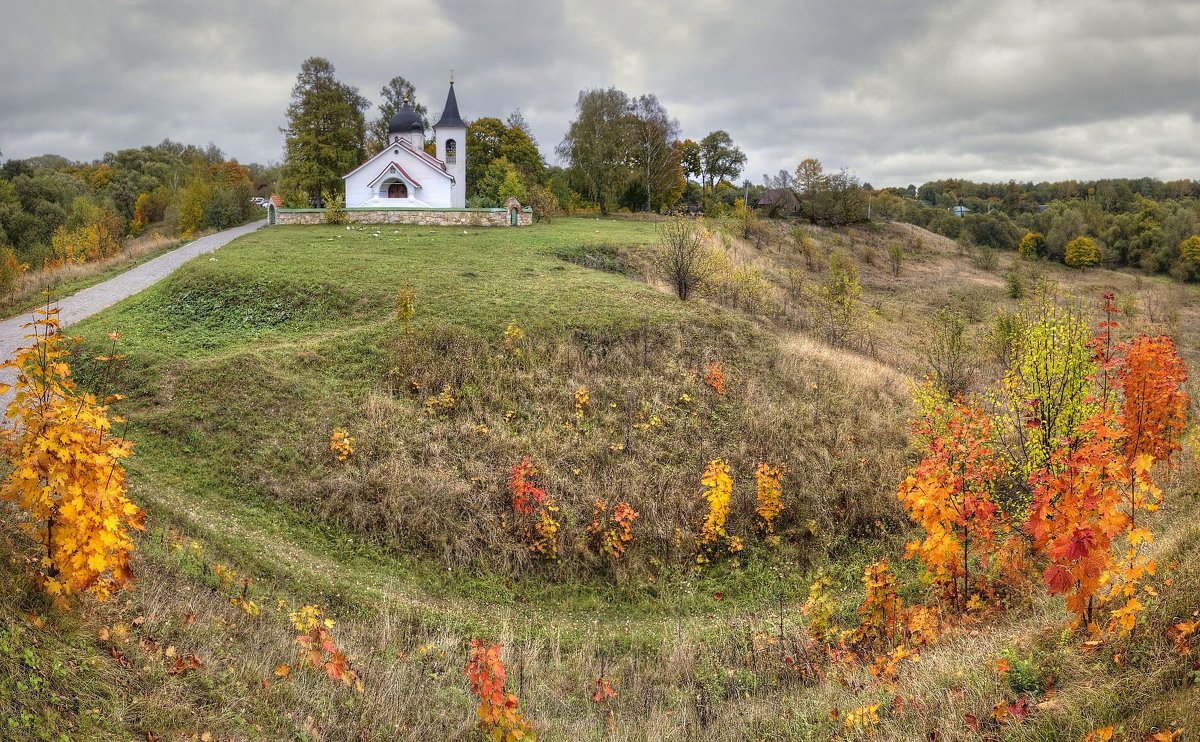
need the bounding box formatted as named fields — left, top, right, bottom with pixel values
left=342, top=81, right=467, bottom=208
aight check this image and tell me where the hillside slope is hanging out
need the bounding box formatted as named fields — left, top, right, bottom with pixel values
left=1, top=217, right=1197, bottom=741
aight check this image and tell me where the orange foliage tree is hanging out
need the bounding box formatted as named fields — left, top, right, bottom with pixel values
left=753, top=463, right=785, bottom=537
left=903, top=294, right=1190, bottom=636
left=0, top=306, right=143, bottom=601
left=465, top=640, right=535, bottom=742
left=696, top=458, right=742, bottom=562
left=1026, top=410, right=1125, bottom=629
left=587, top=499, right=639, bottom=560
left=897, top=400, right=1011, bottom=611
left=290, top=604, right=363, bottom=692
left=508, top=457, right=559, bottom=560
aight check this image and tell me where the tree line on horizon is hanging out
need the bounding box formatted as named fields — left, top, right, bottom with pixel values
left=0, top=142, right=269, bottom=294
left=867, top=177, right=1200, bottom=279
left=277, top=56, right=767, bottom=218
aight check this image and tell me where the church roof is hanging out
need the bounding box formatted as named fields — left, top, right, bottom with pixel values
left=343, top=137, right=451, bottom=180
left=367, top=161, right=423, bottom=190
left=388, top=102, right=424, bottom=134
left=433, top=82, right=466, bottom=129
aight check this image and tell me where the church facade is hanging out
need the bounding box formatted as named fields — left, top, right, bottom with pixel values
left=271, top=78, right=530, bottom=226
left=342, top=82, right=467, bottom=209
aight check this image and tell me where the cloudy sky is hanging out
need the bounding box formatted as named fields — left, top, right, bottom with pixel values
left=2, top=0, right=1197, bottom=187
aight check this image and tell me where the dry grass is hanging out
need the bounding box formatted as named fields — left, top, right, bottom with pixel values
left=0, top=230, right=199, bottom=313
left=2, top=217, right=1199, bottom=740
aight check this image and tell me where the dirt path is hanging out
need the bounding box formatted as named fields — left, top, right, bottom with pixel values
left=0, top=219, right=266, bottom=398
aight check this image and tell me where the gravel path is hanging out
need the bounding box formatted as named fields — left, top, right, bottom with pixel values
left=0, top=219, right=266, bottom=397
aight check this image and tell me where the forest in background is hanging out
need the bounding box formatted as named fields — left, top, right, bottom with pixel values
left=0, top=141, right=272, bottom=297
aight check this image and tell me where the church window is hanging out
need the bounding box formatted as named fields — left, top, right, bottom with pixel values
left=445, top=139, right=457, bottom=164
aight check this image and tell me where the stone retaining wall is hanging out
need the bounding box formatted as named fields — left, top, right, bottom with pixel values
left=272, top=206, right=532, bottom=227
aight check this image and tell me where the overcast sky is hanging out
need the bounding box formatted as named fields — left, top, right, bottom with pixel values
left=2, top=0, right=1198, bottom=187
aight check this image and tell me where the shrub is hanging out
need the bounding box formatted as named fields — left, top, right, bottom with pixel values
left=323, top=190, right=347, bottom=225
left=656, top=216, right=713, bottom=300
left=1018, top=231, right=1046, bottom=259
left=1179, top=235, right=1200, bottom=265
left=887, top=243, right=903, bottom=276
left=921, top=307, right=975, bottom=398
left=0, top=246, right=29, bottom=296
left=1, top=308, right=142, bottom=602
left=970, top=244, right=998, bottom=271
left=526, top=184, right=560, bottom=224
left=1005, top=270, right=1025, bottom=299
left=1064, top=236, right=1100, bottom=267
left=817, top=251, right=861, bottom=346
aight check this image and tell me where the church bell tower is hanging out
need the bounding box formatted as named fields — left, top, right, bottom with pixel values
left=433, top=76, right=467, bottom=208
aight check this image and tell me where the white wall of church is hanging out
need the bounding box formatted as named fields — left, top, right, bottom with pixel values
left=344, top=145, right=454, bottom=208
left=434, top=127, right=467, bottom=208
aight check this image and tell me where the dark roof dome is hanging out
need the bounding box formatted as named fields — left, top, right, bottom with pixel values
left=433, top=82, right=466, bottom=129
left=388, top=103, right=424, bottom=134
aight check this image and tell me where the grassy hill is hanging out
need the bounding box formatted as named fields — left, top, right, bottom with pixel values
left=1, top=217, right=1198, bottom=740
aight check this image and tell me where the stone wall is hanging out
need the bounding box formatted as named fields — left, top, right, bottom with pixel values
left=272, top=207, right=532, bottom=227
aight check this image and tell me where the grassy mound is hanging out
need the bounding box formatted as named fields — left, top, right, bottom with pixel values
left=1, top=217, right=1197, bottom=740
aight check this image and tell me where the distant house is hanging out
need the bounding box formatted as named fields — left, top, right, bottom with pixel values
left=756, top=188, right=800, bottom=217
left=950, top=204, right=971, bottom=218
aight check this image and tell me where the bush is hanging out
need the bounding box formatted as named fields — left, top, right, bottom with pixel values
left=970, top=245, right=998, bottom=271
left=817, top=250, right=861, bottom=346
left=921, top=307, right=975, bottom=398
left=1005, top=270, right=1025, bottom=299
left=0, top=246, right=29, bottom=295
left=655, top=216, right=713, bottom=300
left=1064, top=235, right=1100, bottom=267
left=526, top=184, right=560, bottom=224
left=323, top=191, right=347, bottom=225
left=1018, top=231, right=1046, bottom=259
left=887, top=243, right=903, bottom=276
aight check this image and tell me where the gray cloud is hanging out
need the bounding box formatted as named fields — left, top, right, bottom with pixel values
left=0, top=0, right=1196, bottom=186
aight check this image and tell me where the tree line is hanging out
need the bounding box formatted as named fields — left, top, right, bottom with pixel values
left=0, top=141, right=267, bottom=291
left=279, top=57, right=765, bottom=219
left=868, top=177, right=1200, bottom=280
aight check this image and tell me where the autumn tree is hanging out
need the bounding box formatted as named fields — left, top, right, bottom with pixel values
left=1018, top=231, right=1047, bottom=259
left=1064, top=236, right=1101, bottom=267
left=466, top=115, right=547, bottom=202
left=557, top=88, right=632, bottom=214
left=794, top=158, right=826, bottom=224
left=817, top=251, right=861, bottom=347
left=626, top=94, right=684, bottom=212
left=1180, top=235, right=1200, bottom=265
left=920, top=307, right=975, bottom=398
left=465, top=641, right=535, bottom=742
left=0, top=306, right=143, bottom=601
left=366, top=75, right=428, bottom=152
left=1026, top=410, right=1125, bottom=628
left=49, top=197, right=123, bottom=264
left=897, top=400, right=1010, bottom=611
left=996, top=295, right=1094, bottom=488
left=698, top=130, right=746, bottom=193
left=696, top=458, right=742, bottom=562
left=281, top=57, right=370, bottom=205
left=677, top=139, right=702, bottom=186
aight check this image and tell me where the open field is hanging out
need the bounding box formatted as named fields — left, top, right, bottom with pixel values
left=1, top=217, right=1198, bottom=741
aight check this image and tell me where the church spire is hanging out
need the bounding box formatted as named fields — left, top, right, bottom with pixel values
left=433, top=78, right=466, bottom=129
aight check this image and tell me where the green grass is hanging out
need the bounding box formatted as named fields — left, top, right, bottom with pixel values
left=2, top=218, right=1197, bottom=740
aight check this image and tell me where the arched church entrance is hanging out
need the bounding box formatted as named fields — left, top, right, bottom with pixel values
left=388, top=182, right=408, bottom=199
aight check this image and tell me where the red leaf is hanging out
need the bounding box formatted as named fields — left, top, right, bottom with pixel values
left=1044, top=564, right=1074, bottom=595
